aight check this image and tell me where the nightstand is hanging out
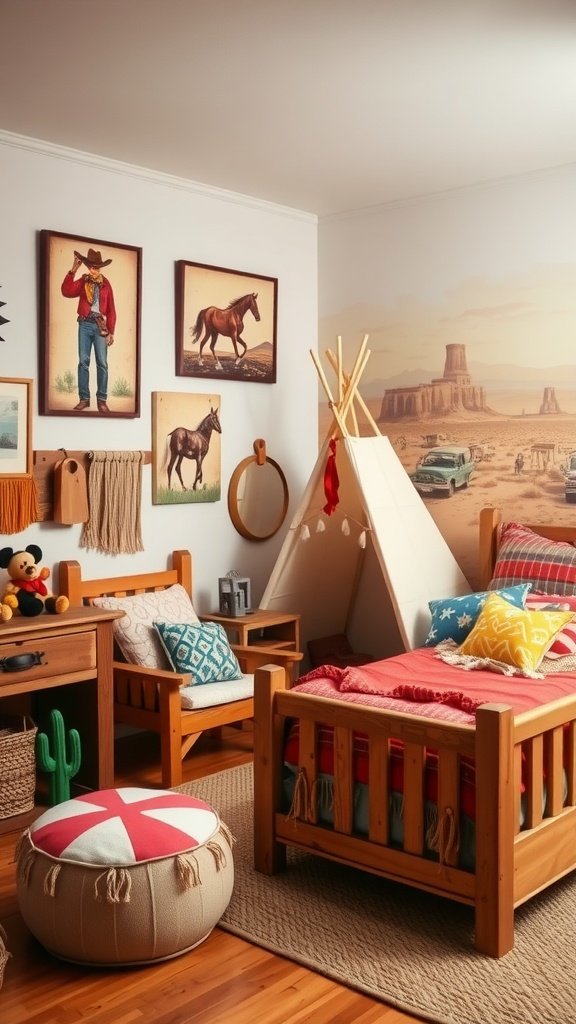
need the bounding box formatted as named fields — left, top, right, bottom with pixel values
left=201, top=609, right=301, bottom=680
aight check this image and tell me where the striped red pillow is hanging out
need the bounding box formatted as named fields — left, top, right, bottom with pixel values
left=526, top=593, right=576, bottom=610
left=526, top=592, right=576, bottom=660
left=544, top=619, right=576, bottom=659
left=489, top=523, right=576, bottom=597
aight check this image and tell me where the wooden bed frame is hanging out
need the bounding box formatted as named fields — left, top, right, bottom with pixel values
left=59, top=551, right=301, bottom=789
left=252, top=507, right=576, bottom=956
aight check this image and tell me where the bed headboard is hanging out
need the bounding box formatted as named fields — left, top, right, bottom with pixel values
left=59, top=550, right=193, bottom=607
left=478, top=508, right=576, bottom=589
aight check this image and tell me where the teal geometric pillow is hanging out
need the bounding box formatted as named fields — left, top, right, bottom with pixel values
left=154, top=621, right=243, bottom=684
left=424, top=583, right=532, bottom=647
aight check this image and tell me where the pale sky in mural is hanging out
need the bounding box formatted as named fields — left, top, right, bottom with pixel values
left=323, top=264, right=576, bottom=382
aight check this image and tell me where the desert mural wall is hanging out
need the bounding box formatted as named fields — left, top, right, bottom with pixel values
left=318, top=166, right=576, bottom=587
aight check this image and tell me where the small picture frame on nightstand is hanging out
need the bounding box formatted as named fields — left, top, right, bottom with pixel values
left=218, top=576, right=252, bottom=617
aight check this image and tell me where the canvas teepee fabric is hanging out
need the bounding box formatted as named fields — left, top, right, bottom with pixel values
left=260, top=340, right=471, bottom=662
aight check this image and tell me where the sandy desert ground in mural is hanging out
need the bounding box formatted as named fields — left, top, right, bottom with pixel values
left=320, top=402, right=576, bottom=589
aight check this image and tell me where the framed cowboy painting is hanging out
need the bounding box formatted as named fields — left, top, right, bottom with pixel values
left=39, top=230, right=142, bottom=417
left=175, top=260, right=278, bottom=384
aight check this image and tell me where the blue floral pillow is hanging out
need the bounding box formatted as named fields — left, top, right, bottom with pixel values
left=424, top=583, right=532, bottom=647
left=154, top=620, right=243, bottom=684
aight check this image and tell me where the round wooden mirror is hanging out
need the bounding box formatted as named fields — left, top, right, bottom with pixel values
left=228, top=439, right=289, bottom=541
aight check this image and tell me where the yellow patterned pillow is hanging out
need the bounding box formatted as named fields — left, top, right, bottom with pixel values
left=458, top=592, right=573, bottom=672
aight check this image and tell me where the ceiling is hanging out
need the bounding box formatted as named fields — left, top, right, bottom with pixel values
left=2, top=0, right=576, bottom=217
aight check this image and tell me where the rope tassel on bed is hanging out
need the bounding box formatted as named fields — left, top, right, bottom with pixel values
left=427, top=806, right=459, bottom=866
left=287, top=767, right=309, bottom=822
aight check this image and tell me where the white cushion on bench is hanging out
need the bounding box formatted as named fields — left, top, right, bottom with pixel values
left=179, top=673, right=254, bottom=710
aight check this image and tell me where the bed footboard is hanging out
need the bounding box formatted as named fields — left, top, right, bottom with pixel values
left=253, top=666, right=576, bottom=957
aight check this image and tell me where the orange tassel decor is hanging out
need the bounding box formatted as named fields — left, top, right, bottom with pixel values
left=0, top=478, right=40, bottom=534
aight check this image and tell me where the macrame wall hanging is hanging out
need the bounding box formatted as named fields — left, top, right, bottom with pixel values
left=80, top=451, right=144, bottom=555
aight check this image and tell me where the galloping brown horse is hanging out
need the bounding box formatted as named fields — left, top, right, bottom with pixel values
left=166, top=407, right=221, bottom=491
left=190, top=293, right=260, bottom=369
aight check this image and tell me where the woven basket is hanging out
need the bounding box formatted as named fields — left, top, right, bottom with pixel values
left=0, top=716, right=37, bottom=820
left=0, top=924, right=10, bottom=990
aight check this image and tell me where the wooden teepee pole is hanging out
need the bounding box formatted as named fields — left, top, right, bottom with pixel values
left=312, top=334, right=380, bottom=439
left=325, top=349, right=381, bottom=436
left=339, top=335, right=369, bottom=426
left=310, top=349, right=349, bottom=437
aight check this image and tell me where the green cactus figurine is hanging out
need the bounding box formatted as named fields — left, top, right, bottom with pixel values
left=36, top=709, right=82, bottom=805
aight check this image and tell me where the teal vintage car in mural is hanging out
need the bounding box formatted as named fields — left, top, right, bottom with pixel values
left=409, top=445, right=475, bottom=498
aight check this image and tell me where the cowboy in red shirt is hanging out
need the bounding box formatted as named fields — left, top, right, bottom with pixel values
left=61, top=247, right=117, bottom=414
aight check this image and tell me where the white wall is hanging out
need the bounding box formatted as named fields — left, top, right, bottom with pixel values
left=319, top=165, right=576, bottom=324
left=0, top=132, right=318, bottom=612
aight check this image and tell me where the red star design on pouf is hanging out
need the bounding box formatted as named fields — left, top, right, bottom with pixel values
left=31, top=788, right=218, bottom=864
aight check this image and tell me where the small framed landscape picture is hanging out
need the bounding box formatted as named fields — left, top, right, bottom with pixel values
left=0, top=377, right=33, bottom=478
left=175, top=260, right=278, bottom=384
left=152, top=391, right=222, bottom=504
left=39, top=229, right=142, bottom=417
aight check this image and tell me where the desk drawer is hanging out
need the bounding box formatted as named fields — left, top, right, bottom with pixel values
left=0, top=630, right=96, bottom=686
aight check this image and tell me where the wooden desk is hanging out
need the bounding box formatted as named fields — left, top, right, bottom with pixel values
left=0, top=607, right=122, bottom=833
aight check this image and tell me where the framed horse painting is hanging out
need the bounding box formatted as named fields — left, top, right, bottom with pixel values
left=175, top=260, right=278, bottom=384
left=151, top=391, right=222, bottom=504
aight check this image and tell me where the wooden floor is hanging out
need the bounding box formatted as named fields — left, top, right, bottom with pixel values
left=0, top=727, right=418, bottom=1023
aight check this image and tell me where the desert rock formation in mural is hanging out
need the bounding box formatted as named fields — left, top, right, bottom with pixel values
left=540, top=387, right=563, bottom=415
left=379, top=343, right=490, bottom=420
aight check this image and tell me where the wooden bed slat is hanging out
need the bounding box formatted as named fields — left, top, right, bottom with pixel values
left=567, top=722, right=576, bottom=806
left=333, top=726, right=353, bottom=834
left=368, top=738, right=390, bottom=844
left=298, top=719, right=317, bottom=824
left=544, top=726, right=564, bottom=818
left=437, top=749, right=459, bottom=868
left=525, top=735, right=544, bottom=829
left=513, top=745, right=522, bottom=836
left=402, top=742, right=425, bottom=855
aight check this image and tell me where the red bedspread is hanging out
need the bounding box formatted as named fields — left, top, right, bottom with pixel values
left=293, top=647, right=576, bottom=722
left=283, top=649, right=576, bottom=821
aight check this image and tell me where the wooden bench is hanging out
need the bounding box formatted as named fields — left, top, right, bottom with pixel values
left=59, top=551, right=301, bottom=787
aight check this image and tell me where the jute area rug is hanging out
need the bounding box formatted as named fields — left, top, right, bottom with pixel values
left=180, top=763, right=576, bottom=1024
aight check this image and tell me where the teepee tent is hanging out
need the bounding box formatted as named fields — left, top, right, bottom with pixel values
left=260, top=338, right=472, bottom=664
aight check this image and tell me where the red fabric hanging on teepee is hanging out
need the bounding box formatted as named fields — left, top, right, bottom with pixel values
left=323, top=438, right=340, bottom=515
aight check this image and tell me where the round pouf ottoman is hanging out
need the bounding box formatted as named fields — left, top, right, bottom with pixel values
left=15, top=787, right=234, bottom=966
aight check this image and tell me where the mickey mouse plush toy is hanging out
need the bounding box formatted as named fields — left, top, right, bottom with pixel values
left=0, top=545, right=69, bottom=621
